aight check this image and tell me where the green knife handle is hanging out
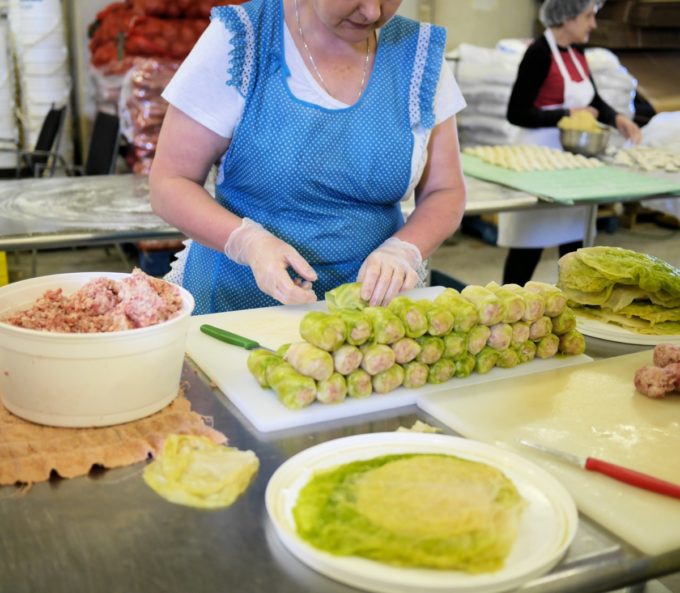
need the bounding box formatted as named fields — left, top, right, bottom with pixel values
left=200, top=324, right=261, bottom=350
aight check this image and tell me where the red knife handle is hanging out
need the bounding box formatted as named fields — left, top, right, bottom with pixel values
left=585, top=457, right=680, bottom=500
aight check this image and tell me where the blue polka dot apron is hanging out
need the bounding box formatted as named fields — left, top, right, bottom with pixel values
left=183, top=0, right=445, bottom=313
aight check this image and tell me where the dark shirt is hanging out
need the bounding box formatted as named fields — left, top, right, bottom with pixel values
left=506, top=35, right=617, bottom=129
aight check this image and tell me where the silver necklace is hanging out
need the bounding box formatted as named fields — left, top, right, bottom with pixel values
left=293, top=0, right=371, bottom=101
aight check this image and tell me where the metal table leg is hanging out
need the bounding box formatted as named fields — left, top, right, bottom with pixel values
left=584, top=203, right=598, bottom=247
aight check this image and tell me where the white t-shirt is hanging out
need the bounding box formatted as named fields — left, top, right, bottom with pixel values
left=163, top=17, right=466, bottom=199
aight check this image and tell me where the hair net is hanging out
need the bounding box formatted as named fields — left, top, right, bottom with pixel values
left=539, top=0, right=605, bottom=27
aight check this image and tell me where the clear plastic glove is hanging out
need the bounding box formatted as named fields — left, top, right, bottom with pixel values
left=357, top=237, right=422, bottom=306
left=224, top=218, right=317, bottom=305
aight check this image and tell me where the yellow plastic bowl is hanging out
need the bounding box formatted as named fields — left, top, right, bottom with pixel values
left=0, top=272, right=194, bottom=427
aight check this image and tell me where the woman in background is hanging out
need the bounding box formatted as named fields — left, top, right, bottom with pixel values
left=501, top=0, right=640, bottom=285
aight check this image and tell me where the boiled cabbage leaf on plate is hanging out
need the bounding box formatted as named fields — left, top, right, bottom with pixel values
left=558, top=247, right=680, bottom=335
left=292, top=453, right=525, bottom=573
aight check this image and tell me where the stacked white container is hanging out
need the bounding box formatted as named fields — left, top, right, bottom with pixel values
left=0, top=15, right=18, bottom=168
left=8, top=0, right=71, bottom=156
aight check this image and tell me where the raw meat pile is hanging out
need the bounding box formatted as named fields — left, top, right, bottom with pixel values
left=634, top=344, right=680, bottom=398
left=2, top=269, right=183, bottom=333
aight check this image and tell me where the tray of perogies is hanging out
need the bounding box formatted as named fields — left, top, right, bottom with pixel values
left=246, top=281, right=587, bottom=410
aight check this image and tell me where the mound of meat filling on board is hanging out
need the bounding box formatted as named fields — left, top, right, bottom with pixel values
left=634, top=344, right=680, bottom=399
left=2, top=269, right=183, bottom=333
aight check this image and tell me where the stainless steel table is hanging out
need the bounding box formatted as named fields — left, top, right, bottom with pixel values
left=1, top=338, right=678, bottom=593
left=0, top=174, right=535, bottom=252
left=0, top=174, right=183, bottom=251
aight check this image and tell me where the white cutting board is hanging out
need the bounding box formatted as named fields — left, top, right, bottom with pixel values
left=185, top=287, right=591, bottom=433
left=418, top=349, right=680, bottom=556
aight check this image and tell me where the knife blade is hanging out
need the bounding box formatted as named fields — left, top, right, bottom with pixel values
left=519, top=440, right=680, bottom=500
left=200, top=324, right=276, bottom=353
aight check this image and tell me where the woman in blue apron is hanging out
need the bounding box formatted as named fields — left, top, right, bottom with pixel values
left=501, top=0, right=640, bottom=285
left=149, top=0, right=467, bottom=313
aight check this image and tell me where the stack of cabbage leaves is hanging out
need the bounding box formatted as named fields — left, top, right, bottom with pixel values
left=558, top=247, right=680, bottom=334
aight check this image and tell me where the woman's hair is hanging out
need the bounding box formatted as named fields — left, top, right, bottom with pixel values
left=539, top=0, right=605, bottom=27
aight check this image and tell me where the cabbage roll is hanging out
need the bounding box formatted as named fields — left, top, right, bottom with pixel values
left=551, top=307, right=577, bottom=335
left=299, top=312, right=347, bottom=351
left=428, top=358, right=456, bottom=384
left=455, top=353, right=476, bottom=378
left=461, top=285, right=505, bottom=326
left=558, top=330, right=586, bottom=355
left=284, top=342, right=334, bottom=381
left=333, top=344, right=363, bottom=375
left=467, top=325, right=491, bottom=355
left=316, top=373, right=348, bottom=404
left=364, top=307, right=406, bottom=345
left=443, top=332, right=467, bottom=359
left=487, top=323, right=513, bottom=351
left=510, top=321, right=531, bottom=346
left=415, top=336, right=445, bottom=365
left=486, top=282, right=526, bottom=323
left=325, top=282, right=368, bottom=312
left=418, top=300, right=455, bottom=336
left=360, top=343, right=397, bottom=375
left=387, top=296, right=428, bottom=338
left=516, top=341, right=537, bottom=363
left=391, top=337, right=422, bottom=364
left=372, top=364, right=405, bottom=394
left=475, top=347, right=498, bottom=374
left=347, top=369, right=373, bottom=399
left=247, top=349, right=283, bottom=388
left=496, top=348, right=520, bottom=369
left=402, top=361, right=429, bottom=389
left=267, top=362, right=317, bottom=410
left=433, top=288, right=479, bottom=332
left=524, top=281, right=567, bottom=317
left=502, top=284, right=545, bottom=322
left=536, top=334, right=560, bottom=359
left=529, top=316, right=553, bottom=340
left=337, top=309, right=372, bottom=346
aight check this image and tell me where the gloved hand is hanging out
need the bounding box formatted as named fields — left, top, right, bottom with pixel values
left=224, top=218, right=317, bottom=305
left=357, top=237, right=422, bottom=306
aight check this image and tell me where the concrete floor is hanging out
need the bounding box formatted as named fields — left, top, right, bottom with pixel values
left=3, top=222, right=680, bottom=593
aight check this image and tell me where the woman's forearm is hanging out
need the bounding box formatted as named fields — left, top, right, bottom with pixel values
left=149, top=173, right=242, bottom=252
left=397, top=186, right=465, bottom=259
left=149, top=105, right=239, bottom=253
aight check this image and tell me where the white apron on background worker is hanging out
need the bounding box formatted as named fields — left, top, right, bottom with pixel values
left=497, top=28, right=596, bottom=249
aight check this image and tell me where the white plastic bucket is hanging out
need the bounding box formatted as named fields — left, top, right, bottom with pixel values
left=0, top=114, right=16, bottom=137
left=22, top=75, right=70, bottom=104
left=19, top=42, right=67, bottom=63
left=22, top=56, right=67, bottom=76
left=18, top=0, right=62, bottom=17
left=0, top=272, right=195, bottom=428
left=16, top=19, right=64, bottom=48
left=0, top=151, right=17, bottom=168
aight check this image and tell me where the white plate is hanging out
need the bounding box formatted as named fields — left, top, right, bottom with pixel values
left=266, top=432, right=578, bottom=593
left=577, top=316, right=680, bottom=345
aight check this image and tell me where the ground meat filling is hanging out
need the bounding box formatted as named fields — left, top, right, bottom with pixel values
left=2, top=269, right=184, bottom=333
left=634, top=344, right=680, bottom=399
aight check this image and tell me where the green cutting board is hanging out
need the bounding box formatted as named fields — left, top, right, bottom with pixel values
left=462, top=153, right=680, bottom=204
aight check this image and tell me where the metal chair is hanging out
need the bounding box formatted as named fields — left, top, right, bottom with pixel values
left=11, top=104, right=68, bottom=178
left=66, top=111, right=121, bottom=176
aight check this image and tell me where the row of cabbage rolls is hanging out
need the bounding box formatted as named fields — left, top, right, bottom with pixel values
left=247, top=281, right=586, bottom=410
